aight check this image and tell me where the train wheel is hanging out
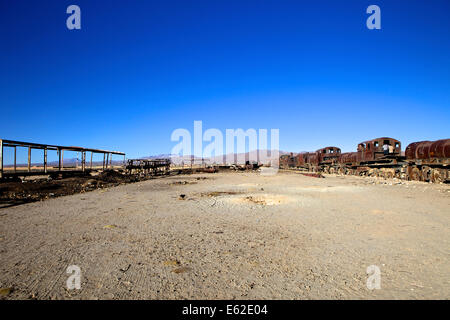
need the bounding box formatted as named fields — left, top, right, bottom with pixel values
left=422, top=166, right=431, bottom=182
left=430, top=169, right=443, bottom=183
left=385, top=169, right=395, bottom=179
left=409, top=167, right=421, bottom=181
left=373, top=169, right=381, bottom=178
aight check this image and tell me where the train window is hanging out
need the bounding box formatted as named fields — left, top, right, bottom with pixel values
left=383, top=140, right=390, bottom=145
left=395, top=142, right=399, bottom=148
left=367, top=144, right=371, bottom=150
left=374, top=141, right=379, bottom=147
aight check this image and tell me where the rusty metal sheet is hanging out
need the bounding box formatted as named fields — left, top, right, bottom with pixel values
left=339, top=152, right=358, bottom=164
left=406, top=139, right=450, bottom=160
left=429, top=139, right=450, bottom=159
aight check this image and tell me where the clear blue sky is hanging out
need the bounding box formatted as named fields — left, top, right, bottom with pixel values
left=1, top=0, right=449, bottom=160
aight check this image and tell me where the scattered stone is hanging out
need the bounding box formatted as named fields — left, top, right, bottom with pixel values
left=202, top=191, right=241, bottom=197
left=173, top=267, right=191, bottom=274
left=119, top=264, right=131, bottom=272
left=164, top=260, right=180, bottom=266
left=0, top=287, right=13, bottom=296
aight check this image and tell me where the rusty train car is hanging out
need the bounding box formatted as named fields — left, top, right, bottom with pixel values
left=281, top=137, right=449, bottom=183
left=279, top=153, right=298, bottom=169
left=280, top=146, right=341, bottom=172
left=337, top=137, right=403, bottom=178
left=404, top=139, right=450, bottom=183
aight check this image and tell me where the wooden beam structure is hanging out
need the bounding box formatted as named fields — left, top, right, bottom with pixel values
left=0, top=139, right=3, bottom=179
left=0, top=139, right=126, bottom=179
left=58, top=148, right=62, bottom=171
left=12, top=146, right=16, bottom=173
left=82, top=151, right=86, bottom=172
left=28, top=147, right=31, bottom=172
left=44, top=148, right=47, bottom=173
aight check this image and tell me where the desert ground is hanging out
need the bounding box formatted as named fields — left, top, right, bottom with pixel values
left=0, top=170, right=449, bottom=299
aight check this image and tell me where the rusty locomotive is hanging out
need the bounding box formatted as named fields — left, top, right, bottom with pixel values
left=280, top=146, right=341, bottom=173
left=280, top=137, right=450, bottom=183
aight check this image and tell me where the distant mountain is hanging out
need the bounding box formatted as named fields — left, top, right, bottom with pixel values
left=140, top=154, right=175, bottom=160
left=167, top=149, right=286, bottom=165
left=5, top=150, right=292, bottom=168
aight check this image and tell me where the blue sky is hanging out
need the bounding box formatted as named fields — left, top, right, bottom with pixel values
left=1, top=0, right=449, bottom=161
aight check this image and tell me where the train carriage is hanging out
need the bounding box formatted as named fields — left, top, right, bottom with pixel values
left=356, top=137, right=401, bottom=162
left=279, top=137, right=448, bottom=183
left=405, top=139, right=450, bottom=182
left=279, top=153, right=297, bottom=169
left=337, top=137, right=404, bottom=177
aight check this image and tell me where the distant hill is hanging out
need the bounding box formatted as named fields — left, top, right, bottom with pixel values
left=5, top=150, right=292, bottom=167
left=167, top=149, right=287, bottom=165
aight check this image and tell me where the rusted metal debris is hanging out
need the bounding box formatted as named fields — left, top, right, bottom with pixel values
left=126, top=159, right=171, bottom=176
left=0, top=139, right=125, bottom=180
left=405, top=139, right=450, bottom=183
left=300, top=172, right=324, bottom=178
left=405, top=139, right=450, bottom=162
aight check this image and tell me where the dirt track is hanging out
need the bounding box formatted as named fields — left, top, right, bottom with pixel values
left=0, top=171, right=449, bottom=299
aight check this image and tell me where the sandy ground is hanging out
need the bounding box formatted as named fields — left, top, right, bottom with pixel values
left=0, top=171, right=449, bottom=299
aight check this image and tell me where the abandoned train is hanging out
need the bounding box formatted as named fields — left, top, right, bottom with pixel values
left=280, top=137, right=450, bottom=183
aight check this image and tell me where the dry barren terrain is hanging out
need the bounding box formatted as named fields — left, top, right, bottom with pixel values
left=0, top=171, right=449, bottom=299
